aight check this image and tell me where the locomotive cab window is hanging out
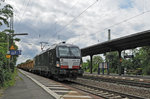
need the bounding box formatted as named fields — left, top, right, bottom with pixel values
left=58, top=46, right=70, bottom=57
left=70, top=47, right=80, bottom=57
left=58, top=46, right=81, bottom=58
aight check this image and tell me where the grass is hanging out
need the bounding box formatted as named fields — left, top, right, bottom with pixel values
left=0, top=68, right=18, bottom=97
left=3, top=68, right=18, bottom=88
left=0, top=89, right=3, bottom=97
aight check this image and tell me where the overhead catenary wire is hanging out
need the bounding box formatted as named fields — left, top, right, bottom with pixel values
left=93, top=0, right=149, bottom=37
left=95, top=10, right=150, bottom=34
left=11, top=1, right=55, bottom=44
left=13, top=0, right=149, bottom=46
left=53, top=0, right=99, bottom=38
left=17, top=0, right=31, bottom=25
left=11, top=0, right=99, bottom=45
left=4, top=1, right=22, bottom=24
left=72, top=9, right=150, bottom=44
left=12, top=7, right=23, bottom=24
left=71, top=0, right=149, bottom=44
left=65, top=0, right=80, bottom=16
left=24, top=0, right=82, bottom=44
left=104, top=12, right=147, bottom=30
left=53, top=0, right=80, bottom=34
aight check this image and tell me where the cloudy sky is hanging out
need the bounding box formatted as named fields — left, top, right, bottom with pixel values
left=3, top=0, right=150, bottom=64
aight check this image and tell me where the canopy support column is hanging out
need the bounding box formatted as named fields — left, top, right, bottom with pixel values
left=118, top=50, right=122, bottom=75
left=90, top=55, right=93, bottom=74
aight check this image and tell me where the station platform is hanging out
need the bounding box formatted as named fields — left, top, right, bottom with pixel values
left=0, top=71, right=55, bottom=99
left=0, top=70, right=101, bottom=99
left=83, top=72, right=150, bottom=83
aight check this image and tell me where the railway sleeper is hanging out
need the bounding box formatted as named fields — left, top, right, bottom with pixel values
left=109, top=95, right=122, bottom=99
left=104, top=94, right=115, bottom=97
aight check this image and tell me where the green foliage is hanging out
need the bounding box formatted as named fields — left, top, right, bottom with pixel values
left=137, top=47, right=150, bottom=75
left=106, top=47, right=150, bottom=75
left=26, top=59, right=32, bottom=62
left=0, top=68, right=18, bottom=88
left=14, top=38, right=20, bottom=42
left=0, top=3, right=19, bottom=88
left=0, top=32, right=8, bottom=69
left=121, top=47, right=150, bottom=75
left=82, top=60, right=90, bottom=72
left=82, top=56, right=103, bottom=72
left=106, top=52, right=119, bottom=73
left=0, top=4, right=13, bottom=27
left=82, top=47, right=150, bottom=75
left=92, top=56, right=103, bottom=72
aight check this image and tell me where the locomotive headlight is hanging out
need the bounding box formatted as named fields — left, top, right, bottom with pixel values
left=56, top=61, right=60, bottom=67
left=56, top=64, right=60, bottom=67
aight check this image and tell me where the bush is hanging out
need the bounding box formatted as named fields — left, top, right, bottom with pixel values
left=0, top=68, right=5, bottom=85
left=0, top=68, right=17, bottom=88
left=143, top=65, right=150, bottom=75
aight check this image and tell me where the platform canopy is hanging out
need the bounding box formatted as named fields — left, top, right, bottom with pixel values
left=81, top=30, right=150, bottom=57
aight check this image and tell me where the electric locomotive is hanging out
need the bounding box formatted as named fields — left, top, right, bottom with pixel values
left=33, top=42, right=83, bottom=80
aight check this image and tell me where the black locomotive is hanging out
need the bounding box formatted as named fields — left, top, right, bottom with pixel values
left=32, top=42, right=83, bottom=80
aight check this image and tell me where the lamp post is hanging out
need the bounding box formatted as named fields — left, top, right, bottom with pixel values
left=12, top=33, right=28, bottom=36
left=7, top=33, right=28, bottom=50
left=6, top=33, right=28, bottom=72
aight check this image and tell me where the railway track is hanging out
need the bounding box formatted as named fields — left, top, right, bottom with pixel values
left=21, top=69, right=150, bottom=98
left=81, top=75, right=150, bottom=88
left=69, top=82, right=143, bottom=99
left=65, top=78, right=148, bottom=99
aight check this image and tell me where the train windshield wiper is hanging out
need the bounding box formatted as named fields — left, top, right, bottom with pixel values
left=70, top=51, right=77, bottom=58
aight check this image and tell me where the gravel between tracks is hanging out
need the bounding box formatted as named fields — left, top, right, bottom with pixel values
left=76, top=78, right=150, bottom=98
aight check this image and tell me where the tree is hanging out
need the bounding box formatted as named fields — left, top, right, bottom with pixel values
left=0, top=4, right=13, bottom=27
left=92, top=56, right=103, bottom=72
left=0, top=3, right=17, bottom=86
left=106, top=52, right=120, bottom=73
left=0, top=31, right=7, bottom=68
left=82, top=56, right=103, bottom=72
left=136, top=46, right=150, bottom=75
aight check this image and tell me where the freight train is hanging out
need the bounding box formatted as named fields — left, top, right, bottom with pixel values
left=17, top=42, right=83, bottom=80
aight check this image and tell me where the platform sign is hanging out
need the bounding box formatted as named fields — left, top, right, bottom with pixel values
left=6, top=54, right=11, bottom=58
left=10, top=50, right=21, bottom=55
left=10, top=45, right=15, bottom=50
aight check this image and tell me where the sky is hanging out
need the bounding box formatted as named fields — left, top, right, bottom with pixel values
left=2, top=0, right=150, bottom=64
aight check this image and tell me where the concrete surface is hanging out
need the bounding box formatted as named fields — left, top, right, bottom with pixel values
left=0, top=72, right=55, bottom=99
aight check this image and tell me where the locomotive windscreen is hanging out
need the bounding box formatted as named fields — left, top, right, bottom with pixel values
left=58, top=46, right=80, bottom=57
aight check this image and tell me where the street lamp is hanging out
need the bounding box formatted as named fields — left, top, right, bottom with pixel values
left=6, top=32, right=28, bottom=71
left=12, top=33, right=28, bottom=36
left=7, top=32, right=28, bottom=52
